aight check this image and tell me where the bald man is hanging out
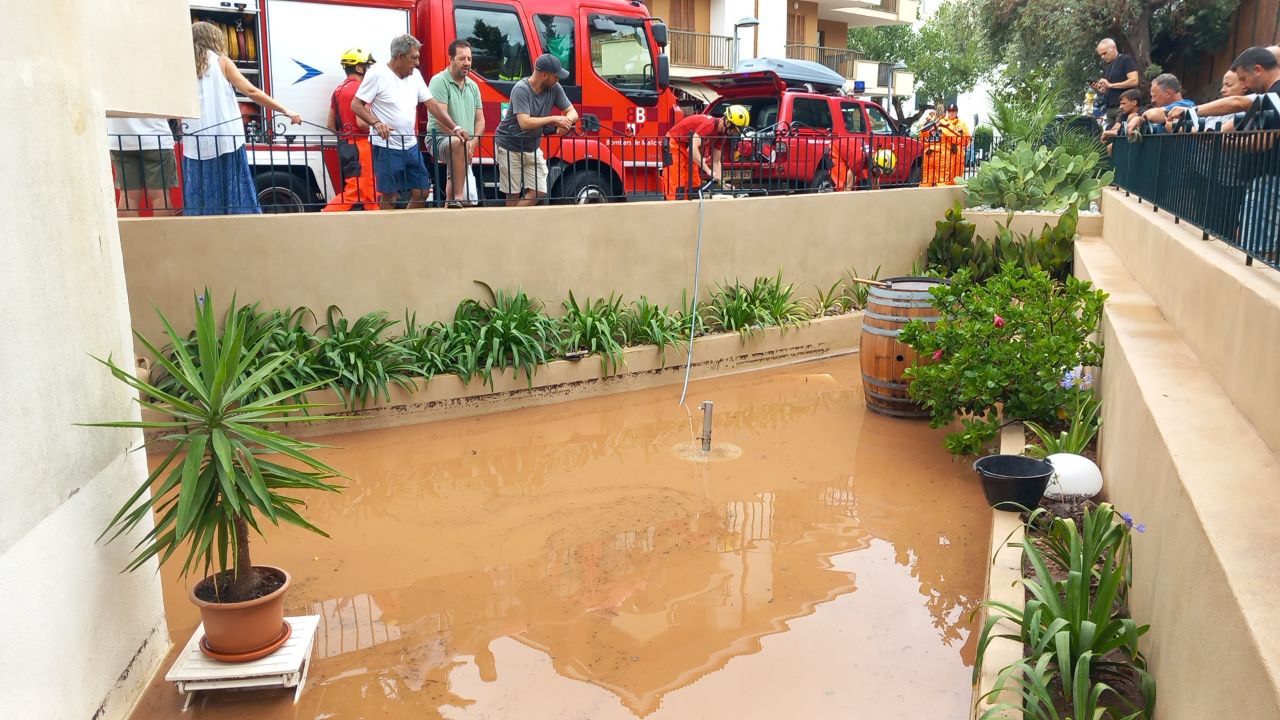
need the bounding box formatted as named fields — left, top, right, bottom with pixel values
left=1094, top=39, right=1140, bottom=126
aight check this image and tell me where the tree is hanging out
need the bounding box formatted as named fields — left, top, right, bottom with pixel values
left=848, top=1, right=995, bottom=124
left=977, top=0, right=1241, bottom=101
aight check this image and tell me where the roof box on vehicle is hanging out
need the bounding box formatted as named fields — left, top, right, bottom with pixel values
left=735, top=58, right=846, bottom=93
left=690, top=58, right=848, bottom=96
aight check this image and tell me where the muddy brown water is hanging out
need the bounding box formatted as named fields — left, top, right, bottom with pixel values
left=130, top=356, right=990, bottom=719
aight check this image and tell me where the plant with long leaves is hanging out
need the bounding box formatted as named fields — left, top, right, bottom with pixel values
left=619, top=296, right=686, bottom=366
left=313, top=306, right=418, bottom=410
left=706, top=280, right=765, bottom=334
left=677, top=289, right=707, bottom=340
left=151, top=303, right=325, bottom=406
left=560, top=291, right=627, bottom=375
left=974, top=503, right=1153, bottom=714
left=845, top=265, right=882, bottom=310
left=978, top=652, right=1148, bottom=720
left=471, top=283, right=561, bottom=388
left=1026, top=392, right=1101, bottom=459
left=749, top=272, right=809, bottom=328
left=806, top=278, right=853, bottom=317
left=88, top=292, right=342, bottom=602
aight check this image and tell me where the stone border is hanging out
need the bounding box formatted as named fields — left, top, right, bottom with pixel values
left=964, top=209, right=1103, bottom=239
left=970, top=422, right=1028, bottom=719
left=142, top=313, right=861, bottom=441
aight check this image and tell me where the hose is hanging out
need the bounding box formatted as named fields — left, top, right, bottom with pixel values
left=678, top=178, right=717, bottom=407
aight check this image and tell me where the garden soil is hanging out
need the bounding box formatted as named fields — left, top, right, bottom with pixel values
left=129, top=356, right=991, bottom=719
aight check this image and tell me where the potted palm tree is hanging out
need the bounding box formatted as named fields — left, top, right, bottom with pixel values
left=90, top=291, right=342, bottom=662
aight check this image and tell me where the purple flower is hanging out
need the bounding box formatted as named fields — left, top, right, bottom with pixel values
left=1121, top=512, right=1146, bottom=534
left=197, top=293, right=206, bottom=308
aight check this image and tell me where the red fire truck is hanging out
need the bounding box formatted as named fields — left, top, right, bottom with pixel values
left=187, top=0, right=676, bottom=208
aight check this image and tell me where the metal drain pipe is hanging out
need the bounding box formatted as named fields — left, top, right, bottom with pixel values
left=699, top=401, right=714, bottom=452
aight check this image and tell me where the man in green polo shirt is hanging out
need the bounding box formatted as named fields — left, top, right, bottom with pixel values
left=426, top=39, right=484, bottom=207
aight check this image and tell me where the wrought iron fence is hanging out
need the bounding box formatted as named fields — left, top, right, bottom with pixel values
left=107, top=117, right=977, bottom=216
left=668, top=30, right=734, bottom=70
left=1112, top=129, right=1280, bottom=269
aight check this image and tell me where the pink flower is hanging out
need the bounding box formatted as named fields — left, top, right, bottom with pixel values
left=931, top=349, right=943, bottom=361
left=994, top=314, right=1006, bottom=328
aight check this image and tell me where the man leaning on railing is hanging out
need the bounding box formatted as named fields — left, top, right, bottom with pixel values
left=425, top=40, right=484, bottom=208
left=351, top=33, right=433, bottom=210
left=493, top=54, right=578, bottom=207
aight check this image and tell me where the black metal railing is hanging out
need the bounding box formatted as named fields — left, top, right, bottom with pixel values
left=1113, top=128, right=1280, bottom=269
left=106, top=118, right=969, bottom=216
left=668, top=30, right=734, bottom=70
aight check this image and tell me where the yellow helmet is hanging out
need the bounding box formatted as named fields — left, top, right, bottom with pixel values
left=723, top=104, right=750, bottom=129
left=340, top=48, right=375, bottom=67
left=873, top=148, right=898, bottom=172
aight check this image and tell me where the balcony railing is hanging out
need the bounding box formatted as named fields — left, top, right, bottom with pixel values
left=784, top=44, right=868, bottom=80
left=668, top=30, right=734, bottom=70
left=841, top=0, right=899, bottom=14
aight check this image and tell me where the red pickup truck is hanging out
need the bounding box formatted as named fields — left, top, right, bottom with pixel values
left=693, top=68, right=924, bottom=192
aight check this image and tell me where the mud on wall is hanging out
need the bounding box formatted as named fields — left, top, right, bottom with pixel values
left=118, top=186, right=963, bottom=342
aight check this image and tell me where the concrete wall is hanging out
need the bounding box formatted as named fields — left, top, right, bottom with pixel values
left=0, top=2, right=196, bottom=719
left=1100, top=191, right=1280, bottom=457
left=118, top=186, right=963, bottom=343
left=90, top=0, right=199, bottom=118
left=963, top=209, right=1103, bottom=241
left=1075, top=193, right=1280, bottom=718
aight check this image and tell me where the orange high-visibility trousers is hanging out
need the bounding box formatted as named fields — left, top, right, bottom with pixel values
left=920, top=142, right=947, bottom=187
left=323, top=137, right=379, bottom=212
left=662, top=140, right=696, bottom=200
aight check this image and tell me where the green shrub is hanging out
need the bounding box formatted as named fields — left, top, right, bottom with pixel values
left=470, top=285, right=561, bottom=388
left=619, top=296, right=686, bottom=366
left=705, top=272, right=808, bottom=335
left=560, top=291, right=627, bottom=375
left=1025, top=370, right=1101, bottom=458
left=963, top=141, right=1112, bottom=212
left=806, top=278, right=853, bottom=317
left=899, top=265, right=1107, bottom=455
left=313, top=306, right=418, bottom=409
left=750, top=272, right=810, bottom=328
left=926, top=202, right=1079, bottom=282
left=975, top=503, right=1155, bottom=719
left=972, top=125, right=995, bottom=157
left=844, top=265, right=882, bottom=310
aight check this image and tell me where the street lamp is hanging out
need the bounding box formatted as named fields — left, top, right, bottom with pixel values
left=732, top=16, right=760, bottom=71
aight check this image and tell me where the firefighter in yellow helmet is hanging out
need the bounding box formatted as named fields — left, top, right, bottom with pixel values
left=324, top=48, right=378, bottom=211
left=662, top=104, right=749, bottom=200
left=920, top=103, right=971, bottom=187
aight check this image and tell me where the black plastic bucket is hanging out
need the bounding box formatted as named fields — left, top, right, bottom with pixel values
left=973, top=454, right=1054, bottom=511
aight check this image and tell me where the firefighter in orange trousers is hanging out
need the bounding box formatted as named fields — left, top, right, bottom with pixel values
left=661, top=104, right=749, bottom=200
left=920, top=103, right=971, bottom=187
left=324, top=48, right=379, bottom=211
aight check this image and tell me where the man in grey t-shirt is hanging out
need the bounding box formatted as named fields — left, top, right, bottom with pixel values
left=495, top=54, right=579, bottom=206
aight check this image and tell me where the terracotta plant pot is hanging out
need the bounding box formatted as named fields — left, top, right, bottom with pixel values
left=190, top=565, right=291, bottom=661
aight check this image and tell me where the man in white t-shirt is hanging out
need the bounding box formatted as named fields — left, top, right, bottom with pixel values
left=351, top=34, right=433, bottom=209
left=106, top=116, right=177, bottom=216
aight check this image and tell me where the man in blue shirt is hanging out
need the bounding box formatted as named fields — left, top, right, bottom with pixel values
left=1127, top=74, right=1195, bottom=134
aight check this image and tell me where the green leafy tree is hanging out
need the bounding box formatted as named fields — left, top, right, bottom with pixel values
left=977, top=0, right=1242, bottom=100
left=848, top=1, right=994, bottom=122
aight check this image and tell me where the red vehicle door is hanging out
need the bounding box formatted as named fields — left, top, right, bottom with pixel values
left=785, top=94, right=835, bottom=189
left=862, top=101, right=918, bottom=185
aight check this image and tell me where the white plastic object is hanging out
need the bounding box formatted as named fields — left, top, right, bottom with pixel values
left=1044, top=453, right=1103, bottom=499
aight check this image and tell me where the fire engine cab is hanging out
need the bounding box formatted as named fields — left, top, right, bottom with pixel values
left=187, top=0, right=677, bottom=208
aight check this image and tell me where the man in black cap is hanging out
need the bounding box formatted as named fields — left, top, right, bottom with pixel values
left=494, top=53, right=580, bottom=206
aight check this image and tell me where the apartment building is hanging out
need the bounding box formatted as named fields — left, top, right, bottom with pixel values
left=646, top=0, right=917, bottom=105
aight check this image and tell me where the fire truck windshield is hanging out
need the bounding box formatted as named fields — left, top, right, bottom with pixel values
left=588, top=15, right=657, bottom=99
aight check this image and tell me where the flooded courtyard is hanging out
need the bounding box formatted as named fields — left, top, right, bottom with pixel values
left=130, top=355, right=990, bottom=719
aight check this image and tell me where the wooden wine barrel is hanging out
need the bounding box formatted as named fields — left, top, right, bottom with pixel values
left=860, top=277, right=947, bottom=418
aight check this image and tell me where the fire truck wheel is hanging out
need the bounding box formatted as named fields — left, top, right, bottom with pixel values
left=907, top=160, right=922, bottom=186
left=254, top=171, right=311, bottom=213
left=559, top=169, right=612, bottom=204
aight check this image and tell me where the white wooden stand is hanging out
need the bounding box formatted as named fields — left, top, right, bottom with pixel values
left=165, top=615, right=320, bottom=711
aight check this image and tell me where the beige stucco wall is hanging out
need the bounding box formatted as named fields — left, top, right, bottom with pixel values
left=92, top=0, right=198, bottom=117
left=1100, top=190, right=1280, bottom=457
left=1076, top=230, right=1280, bottom=717
left=0, top=2, right=196, bottom=719
left=795, top=2, right=821, bottom=45
left=118, top=186, right=963, bottom=343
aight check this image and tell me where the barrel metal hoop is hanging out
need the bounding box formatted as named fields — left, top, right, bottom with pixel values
left=865, top=298, right=936, bottom=309
left=865, top=403, right=931, bottom=419
left=870, top=288, right=936, bottom=301
left=864, top=310, right=943, bottom=324
left=862, top=324, right=902, bottom=337
left=861, top=373, right=909, bottom=390
left=863, top=386, right=912, bottom=402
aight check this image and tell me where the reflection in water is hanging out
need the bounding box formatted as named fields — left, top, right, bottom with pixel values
left=131, top=357, right=989, bottom=720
